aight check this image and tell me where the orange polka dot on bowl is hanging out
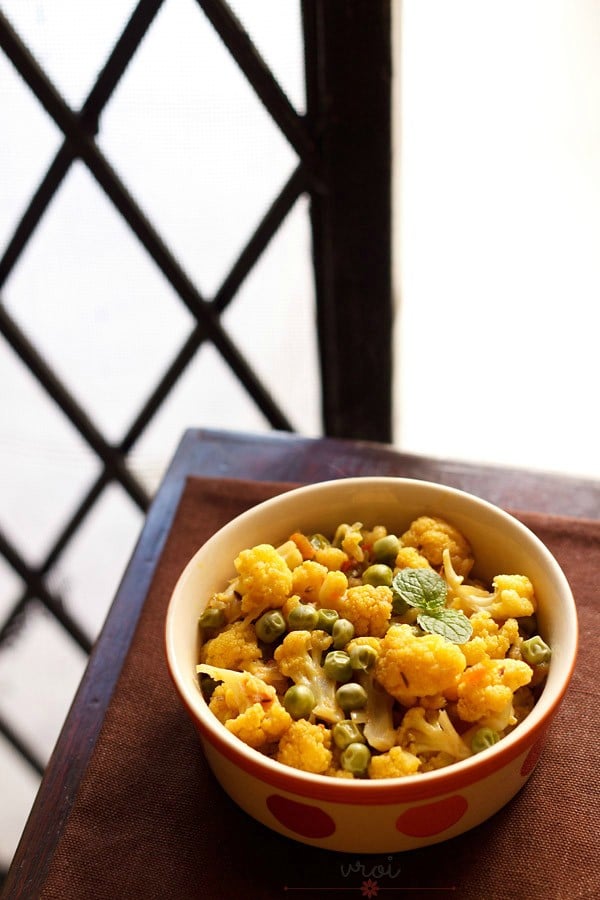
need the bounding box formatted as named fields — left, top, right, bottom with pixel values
left=266, top=794, right=336, bottom=838
left=396, top=795, right=468, bottom=837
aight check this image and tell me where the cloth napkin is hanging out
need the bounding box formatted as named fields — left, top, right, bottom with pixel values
left=39, top=477, right=599, bottom=900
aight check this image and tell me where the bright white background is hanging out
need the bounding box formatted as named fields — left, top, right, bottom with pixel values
left=1, top=0, right=598, bottom=871
left=396, top=1, right=600, bottom=478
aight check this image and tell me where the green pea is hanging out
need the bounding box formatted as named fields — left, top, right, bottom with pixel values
left=332, top=720, right=366, bottom=750
left=521, top=635, right=552, bottom=666
left=255, top=609, right=286, bottom=643
left=336, top=682, right=368, bottom=712
left=317, top=608, right=340, bottom=633
left=287, top=603, right=319, bottom=631
left=471, top=728, right=500, bottom=754
left=372, top=534, right=400, bottom=564
left=198, top=608, right=226, bottom=629
left=348, top=644, right=378, bottom=672
left=310, top=533, right=330, bottom=550
left=362, top=564, right=393, bottom=588
left=323, top=650, right=353, bottom=683
left=284, top=685, right=316, bottom=720
left=332, top=618, right=355, bottom=649
left=391, top=596, right=410, bottom=616
left=341, top=741, right=371, bottom=776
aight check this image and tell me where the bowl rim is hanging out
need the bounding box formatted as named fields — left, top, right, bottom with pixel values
left=165, top=476, right=578, bottom=803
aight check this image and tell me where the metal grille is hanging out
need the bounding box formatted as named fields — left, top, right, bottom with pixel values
left=0, top=0, right=392, bottom=878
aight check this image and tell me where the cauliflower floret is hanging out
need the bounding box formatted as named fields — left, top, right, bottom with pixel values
left=460, top=611, right=521, bottom=666
left=274, top=629, right=342, bottom=723
left=314, top=545, right=347, bottom=571
left=276, top=719, right=332, bottom=774
left=368, top=746, right=421, bottom=779
left=197, top=665, right=292, bottom=750
left=456, top=657, right=533, bottom=730
left=201, top=576, right=247, bottom=624
left=362, top=524, right=388, bottom=547
left=397, top=707, right=471, bottom=766
left=401, top=516, right=474, bottom=577
left=443, top=549, right=536, bottom=620
left=345, top=635, right=382, bottom=657
left=394, top=546, right=432, bottom=570
left=199, top=619, right=262, bottom=671
left=292, top=560, right=328, bottom=601
left=275, top=540, right=304, bottom=570
left=376, top=624, right=467, bottom=704
left=234, top=544, right=293, bottom=619
left=245, top=659, right=291, bottom=694
left=487, top=574, right=536, bottom=619
left=340, top=523, right=365, bottom=562
left=318, top=570, right=349, bottom=607
left=226, top=699, right=292, bottom=749
left=332, top=522, right=366, bottom=562
left=327, top=583, right=393, bottom=637
left=199, top=618, right=288, bottom=690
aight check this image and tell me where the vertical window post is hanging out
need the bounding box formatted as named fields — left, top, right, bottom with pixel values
left=303, top=0, right=393, bottom=442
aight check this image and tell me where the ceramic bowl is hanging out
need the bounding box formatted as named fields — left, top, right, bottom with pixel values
left=165, top=477, right=577, bottom=852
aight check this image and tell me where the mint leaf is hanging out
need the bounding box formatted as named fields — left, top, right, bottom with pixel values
left=391, top=568, right=447, bottom=613
left=417, top=609, right=473, bottom=644
left=391, top=568, right=472, bottom=643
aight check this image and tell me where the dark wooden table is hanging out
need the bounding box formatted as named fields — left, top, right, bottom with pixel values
left=4, top=428, right=599, bottom=898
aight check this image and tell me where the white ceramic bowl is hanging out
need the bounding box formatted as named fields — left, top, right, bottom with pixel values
left=165, top=477, right=577, bottom=852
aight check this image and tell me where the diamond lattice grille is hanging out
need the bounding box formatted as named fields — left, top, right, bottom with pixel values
left=0, top=0, right=318, bottom=865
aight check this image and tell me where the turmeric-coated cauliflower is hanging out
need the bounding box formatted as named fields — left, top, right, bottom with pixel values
left=318, top=570, right=349, bottom=607
left=292, top=560, right=328, bottom=602
left=486, top=575, right=536, bottom=619
left=444, top=547, right=536, bottom=620
left=376, top=624, right=467, bottom=704
left=368, top=746, right=421, bottom=779
left=327, top=583, right=393, bottom=637
left=275, top=540, right=303, bottom=570
left=401, top=516, right=474, bottom=577
left=276, top=719, right=332, bottom=773
left=339, top=522, right=365, bottom=562
left=274, top=629, right=342, bottom=723
left=226, top=699, right=292, bottom=750
left=397, top=707, right=471, bottom=766
left=314, top=545, right=347, bottom=571
left=197, top=665, right=292, bottom=750
left=460, top=611, right=521, bottom=666
left=456, top=657, right=533, bottom=731
left=394, top=546, right=432, bottom=570
left=234, top=544, right=293, bottom=619
left=199, top=619, right=262, bottom=671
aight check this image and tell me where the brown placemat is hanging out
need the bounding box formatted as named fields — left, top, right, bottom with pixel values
left=40, top=477, right=600, bottom=900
